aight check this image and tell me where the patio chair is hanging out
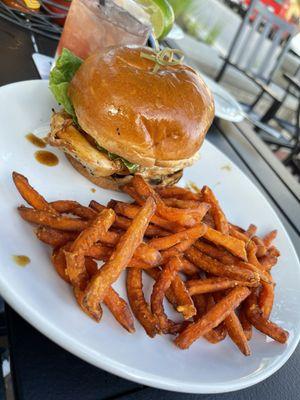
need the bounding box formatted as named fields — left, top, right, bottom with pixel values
left=215, top=0, right=300, bottom=168
left=215, top=0, right=297, bottom=112
left=276, top=73, right=300, bottom=174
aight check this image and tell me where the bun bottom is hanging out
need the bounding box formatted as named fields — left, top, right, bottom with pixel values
left=66, top=154, right=183, bottom=191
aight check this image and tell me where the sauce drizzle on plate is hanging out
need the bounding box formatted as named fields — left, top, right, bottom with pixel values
left=26, top=133, right=46, bottom=148
left=34, top=150, right=59, bottom=167
left=12, top=255, right=30, bottom=267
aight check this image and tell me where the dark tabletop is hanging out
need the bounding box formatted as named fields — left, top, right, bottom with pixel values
left=1, top=17, right=300, bottom=400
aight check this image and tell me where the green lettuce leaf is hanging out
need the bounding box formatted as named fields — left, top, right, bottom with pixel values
left=49, top=48, right=83, bottom=118
left=120, top=158, right=139, bottom=173
left=96, top=145, right=139, bottom=173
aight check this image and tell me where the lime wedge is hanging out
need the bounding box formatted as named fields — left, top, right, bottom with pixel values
left=135, top=0, right=174, bottom=39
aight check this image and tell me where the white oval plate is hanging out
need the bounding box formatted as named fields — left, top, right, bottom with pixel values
left=0, top=80, right=299, bottom=394
left=200, top=73, right=244, bottom=123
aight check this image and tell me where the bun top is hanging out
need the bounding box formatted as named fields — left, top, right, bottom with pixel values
left=68, top=46, right=215, bottom=167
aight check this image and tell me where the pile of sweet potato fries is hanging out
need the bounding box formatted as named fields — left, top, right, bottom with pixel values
left=13, top=171, right=289, bottom=355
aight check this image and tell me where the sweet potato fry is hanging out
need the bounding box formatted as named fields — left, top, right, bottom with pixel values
left=171, top=275, right=196, bottom=319
left=71, top=216, right=117, bottom=253
left=224, top=311, right=250, bottom=356
left=194, top=240, right=236, bottom=264
left=268, top=245, right=280, bottom=258
left=145, top=268, right=179, bottom=310
left=192, top=294, right=226, bottom=344
left=201, top=186, right=229, bottom=234
left=112, top=201, right=182, bottom=232
left=88, top=200, right=106, bottom=212
left=246, top=240, right=262, bottom=270
left=70, top=206, right=97, bottom=220
left=102, top=201, right=171, bottom=239
left=83, top=197, right=156, bottom=315
left=143, top=224, right=170, bottom=237
left=85, top=224, right=161, bottom=266
left=144, top=223, right=174, bottom=238
left=148, top=224, right=207, bottom=251
left=85, top=244, right=154, bottom=270
left=208, top=227, right=247, bottom=259
left=160, top=247, right=180, bottom=264
left=51, top=243, right=72, bottom=282
left=122, top=184, right=144, bottom=204
left=18, top=206, right=90, bottom=231
left=252, top=236, right=267, bottom=257
left=185, top=247, right=258, bottom=283
left=174, top=287, right=250, bottom=349
left=85, top=243, right=112, bottom=260
left=229, top=224, right=246, bottom=233
left=162, top=198, right=200, bottom=209
left=245, top=224, right=257, bottom=238
left=204, top=326, right=227, bottom=344
left=52, top=200, right=97, bottom=219
left=180, top=258, right=200, bottom=276
left=186, top=277, right=256, bottom=296
left=258, top=274, right=275, bottom=319
left=51, top=252, right=101, bottom=321
left=190, top=293, right=206, bottom=316
left=192, top=293, right=225, bottom=343
left=160, top=201, right=211, bottom=228
left=236, top=261, right=271, bottom=284
left=50, top=200, right=81, bottom=213
left=173, top=239, right=197, bottom=253
left=194, top=241, right=270, bottom=283
left=65, top=209, right=115, bottom=288
left=205, top=294, right=227, bottom=344
left=52, top=245, right=97, bottom=282
left=36, top=226, right=78, bottom=247
left=263, top=230, right=277, bottom=248
left=52, top=246, right=134, bottom=331
left=128, top=258, right=155, bottom=269
left=104, top=288, right=135, bottom=333
left=212, top=290, right=247, bottom=352
left=127, top=268, right=159, bottom=337
left=131, top=175, right=210, bottom=227
left=229, top=225, right=250, bottom=243
left=239, top=307, right=252, bottom=341
left=258, top=254, right=278, bottom=270
left=151, top=256, right=183, bottom=333
left=202, top=211, right=215, bottom=228
left=204, top=227, right=247, bottom=260
left=90, top=200, right=132, bottom=230
left=160, top=239, right=196, bottom=264
left=134, top=243, right=162, bottom=266
left=39, top=225, right=115, bottom=249
left=156, top=186, right=200, bottom=201
left=84, top=257, right=98, bottom=277
left=148, top=267, right=196, bottom=319
left=245, top=290, right=288, bottom=343
left=74, top=284, right=103, bottom=322
left=13, top=172, right=58, bottom=215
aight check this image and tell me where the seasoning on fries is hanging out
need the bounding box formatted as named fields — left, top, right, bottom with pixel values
left=13, top=172, right=289, bottom=356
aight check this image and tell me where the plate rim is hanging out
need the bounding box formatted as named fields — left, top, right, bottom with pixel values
left=0, top=79, right=299, bottom=394
left=200, top=73, right=245, bottom=123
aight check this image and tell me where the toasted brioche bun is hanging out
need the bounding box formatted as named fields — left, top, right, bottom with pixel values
left=68, top=45, right=214, bottom=168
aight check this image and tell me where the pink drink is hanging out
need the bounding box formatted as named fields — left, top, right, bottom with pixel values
left=57, top=0, right=150, bottom=59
